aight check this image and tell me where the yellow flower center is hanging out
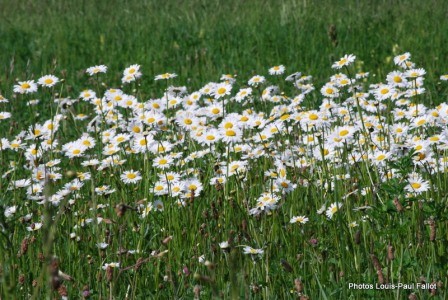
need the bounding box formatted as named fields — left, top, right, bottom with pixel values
left=339, top=130, right=349, bottom=137
left=21, top=83, right=31, bottom=89
left=338, top=58, right=347, bottom=65
left=309, top=113, right=318, bottom=120
left=376, top=154, right=386, bottom=161
left=411, top=182, right=421, bottom=189
left=224, top=122, right=233, bottom=129
left=429, top=136, right=439, bottom=142
left=225, top=130, right=236, bottom=137
left=280, top=114, right=290, bottom=121
left=126, top=173, right=137, bottom=179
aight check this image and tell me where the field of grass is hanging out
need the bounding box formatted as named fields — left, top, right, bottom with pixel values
left=1, top=0, right=448, bottom=299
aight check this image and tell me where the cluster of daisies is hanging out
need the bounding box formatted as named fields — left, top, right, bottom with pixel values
left=1, top=52, right=448, bottom=261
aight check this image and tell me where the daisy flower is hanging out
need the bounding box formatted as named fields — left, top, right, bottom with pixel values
left=221, top=127, right=243, bottom=144
left=204, top=103, right=223, bottom=119
left=275, top=178, right=297, bottom=193
left=405, top=68, right=426, bottom=78
left=81, top=159, right=100, bottom=167
left=153, top=156, right=174, bottom=169
left=374, top=84, right=395, bottom=101
left=219, top=241, right=230, bottom=250
left=198, top=129, right=221, bottom=146
left=153, top=200, right=164, bottom=211
left=290, top=215, right=309, bottom=224
left=371, top=150, right=391, bottom=166
left=4, top=206, right=17, bottom=218
left=235, top=88, right=252, bottom=102
left=121, top=170, right=142, bottom=184
left=0, top=95, right=9, bottom=103
left=167, top=96, right=182, bottom=109
left=242, top=246, right=264, bottom=256
left=326, top=202, right=342, bottom=219
left=95, top=185, right=115, bottom=195
left=0, top=112, right=11, bottom=120
left=141, top=203, right=153, bottom=218
left=102, top=262, right=120, bottom=270
left=123, top=64, right=142, bottom=77
left=332, top=54, right=356, bottom=69
left=386, top=71, right=408, bottom=87
left=37, top=75, right=59, bottom=87
left=394, top=52, right=411, bottom=66
left=63, top=141, right=88, bottom=159
left=153, top=181, right=169, bottom=196
left=78, top=134, right=96, bottom=149
left=26, top=222, right=43, bottom=232
left=440, top=74, right=448, bottom=81
left=405, top=177, right=430, bottom=194
left=220, top=74, right=236, bottom=83
left=176, top=112, right=198, bottom=130
left=155, top=73, right=177, bottom=80
left=79, top=90, right=96, bottom=101
left=169, top=181, right=185, bottom=197
left=184, top=177, right=203, bottom=196
left=132, top=134, right=154, bottom=153
left=320, top=83, right=339, bottom=98
left=86, top=65, right=107, bottom=76
left=97, top=243, right=109, bottom=249
left=212, top=82, right=232, bottom=99
left=248, top=75, right=266, bottom=86
left=14, top=80, right=38, bottom=94
left=285, top=72, right=302, bottom=82
left=268, top=65, right=285, bottom=75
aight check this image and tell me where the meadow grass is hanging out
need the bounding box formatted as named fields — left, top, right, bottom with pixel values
left=2, top=0, right=448, bottom=92
left=1, top=1, right=448, bottom=299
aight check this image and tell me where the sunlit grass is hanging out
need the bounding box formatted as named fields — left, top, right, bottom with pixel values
left=1, top=1, right=448, bottom=299
left=1, top=51, right=447, bottom=299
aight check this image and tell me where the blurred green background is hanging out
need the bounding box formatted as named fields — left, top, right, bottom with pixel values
left=1, top=0, right=448, bottom=96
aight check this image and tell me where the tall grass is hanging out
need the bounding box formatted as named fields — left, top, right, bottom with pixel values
left=1, top=0, right=448, bottom=92
left=1, top=1, right=448, bottom=299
